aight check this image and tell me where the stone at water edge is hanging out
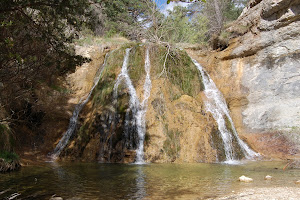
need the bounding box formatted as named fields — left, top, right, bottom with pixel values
left=264, top=175, right=272, bottom=180
left=239, top=175, right=253, bottom=182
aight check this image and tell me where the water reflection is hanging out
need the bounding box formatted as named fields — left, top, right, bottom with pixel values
left=133, top=165, right=147, bottom=199
left=0, top=161, right=298, bottom=199
left=215, top=165, right=233, bottom=196
left=50, top=161, right=66, bottom=180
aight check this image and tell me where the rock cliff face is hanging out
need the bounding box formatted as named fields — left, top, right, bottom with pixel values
left=59, top=44, right=249, bottom=163
left=50, top=0, right=300, bottom=162
left=189, top=0, right=300, bottom=158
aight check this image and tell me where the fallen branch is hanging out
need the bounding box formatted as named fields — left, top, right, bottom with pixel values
left=158, top=43, right=171, bottom=78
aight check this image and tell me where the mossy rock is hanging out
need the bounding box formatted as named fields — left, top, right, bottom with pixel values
left=224, top=115, right=245, bottom=160
left=0, top=124, right=15, bottom=152
left=163, top=125, right=182, bottom=161
left=210, top=126, right=226, bottom=162
left=151, top=45, right=204, bottom=97
left=128, top=45, right=145, bottom=87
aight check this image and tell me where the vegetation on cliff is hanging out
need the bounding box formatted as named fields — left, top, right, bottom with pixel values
left=3, top=0, right=297, bottom=166
left=0, top=151, right=20, bottom=173
left=0, top=123, right=20, bottom=172
left=57, top=43, right=239, bottom=163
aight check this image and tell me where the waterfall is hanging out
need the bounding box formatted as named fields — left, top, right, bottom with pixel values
left=113, top=48, right=140, bottom=157
left=192, top=59, right=259, bottom=163
left=135, top=48, right=152, bottom=164
left=113, top=48, right=140, bottom=115
left=113, top=47, right=151, bottom=164
left=51, top=52, right=110, bottom=159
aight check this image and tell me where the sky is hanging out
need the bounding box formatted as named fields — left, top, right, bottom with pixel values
left=156, top=0, right=190, bottom=15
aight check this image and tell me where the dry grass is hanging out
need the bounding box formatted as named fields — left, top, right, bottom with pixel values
left=75, top=35, right=130, bottom=47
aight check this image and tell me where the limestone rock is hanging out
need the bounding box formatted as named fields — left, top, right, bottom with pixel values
left=264, top=175, right=272, bottom=180
left=239, top=175, right=253, bottom=182
left=190, top=0, right=300, bottom=159
left=60, top=45, right=227, bottom=163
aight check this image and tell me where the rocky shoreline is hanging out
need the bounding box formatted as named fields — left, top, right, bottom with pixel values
left=214, top=187, right=300, bottom=200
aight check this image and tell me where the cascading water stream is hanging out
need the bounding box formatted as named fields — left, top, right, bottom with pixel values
left=191, top=59, right=259, bottom=163
left=51, top=52, right=110, bottom=159
left=113, top=48, right=139, bottom=162
left=135, top=48, right=152, bottom=164
left=113, top=48, right=140, bottom=114
left=113, top=47, right=151, bottom=164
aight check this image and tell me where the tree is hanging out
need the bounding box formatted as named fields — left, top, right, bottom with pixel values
left=143, top=0, right=170, bottom=43
left=0, top=0, right=92, bottom=123
left=168, top=0, right=207, bottom=3
left=190, top=13, right=209, bottom=44
left=164, top=6, right=196, bottom=43
left=100, top=0, right=152, bottom=40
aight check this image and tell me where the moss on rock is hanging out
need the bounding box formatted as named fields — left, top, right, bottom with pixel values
left=210, top=126, right=226, bottom=162
left=163, top=125, right=182, bottom=161
left=151, top=45, right=204, bottom=97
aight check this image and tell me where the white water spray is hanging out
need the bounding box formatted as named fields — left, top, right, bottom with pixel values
left=51, top=52, right=110, bottom=159
left=192, top=59, right=259, bottom=162
left=113, top=48, right=151, bottom=164
left=113, top=48, right=140, bottom=125
left=135, top=48, right=152, bottom=164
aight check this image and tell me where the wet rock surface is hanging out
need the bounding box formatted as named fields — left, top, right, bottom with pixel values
left=59, top=45, right=244, bottom=163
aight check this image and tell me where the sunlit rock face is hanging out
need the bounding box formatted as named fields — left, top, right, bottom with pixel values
left=242, top=55, right=300, bottom=131
left=227, top=0, right=300, bottom=132
left=56, top=44, right=258, bottom=163
left=189, top=0, right=300, bottom=158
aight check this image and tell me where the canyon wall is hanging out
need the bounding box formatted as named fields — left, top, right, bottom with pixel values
left=59, top=45, right=249, bottom=163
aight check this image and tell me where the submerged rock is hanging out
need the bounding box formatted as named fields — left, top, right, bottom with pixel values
left=239, top=175, right=253, bottom=182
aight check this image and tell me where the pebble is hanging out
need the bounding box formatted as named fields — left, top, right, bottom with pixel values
left=295, top=180, right=300, bottom=184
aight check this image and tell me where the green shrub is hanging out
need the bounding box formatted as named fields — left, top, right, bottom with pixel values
left=0, top=151, right=19, bottom=162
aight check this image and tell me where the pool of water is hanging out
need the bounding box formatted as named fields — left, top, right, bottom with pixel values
left=0, top=161, right=299, bottom=199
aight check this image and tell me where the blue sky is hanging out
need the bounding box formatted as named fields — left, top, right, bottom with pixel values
left=156, top=0, right=167, bottom=7
left=155, top=0, right=190, bottom=15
